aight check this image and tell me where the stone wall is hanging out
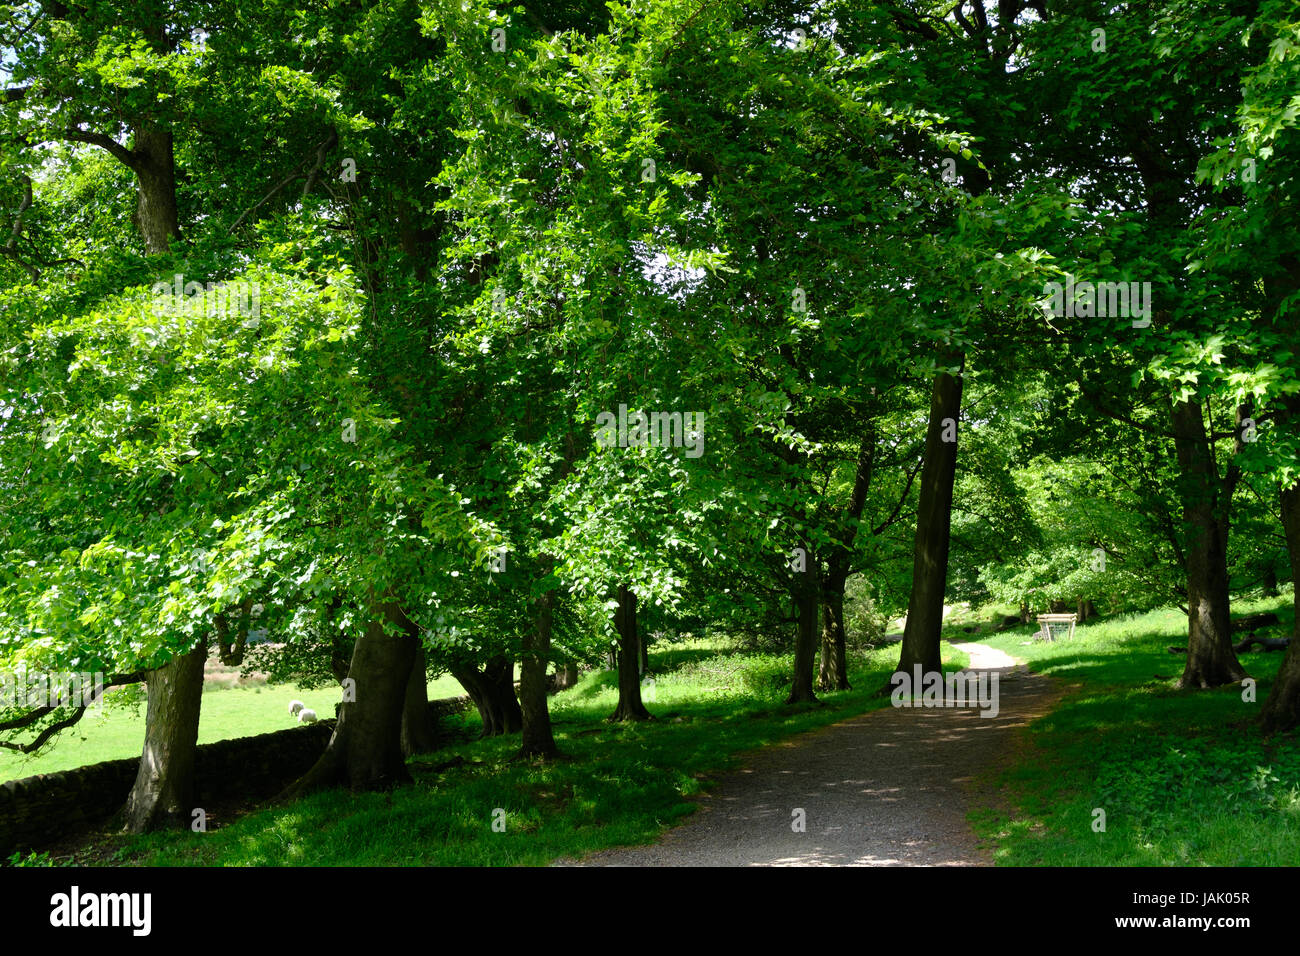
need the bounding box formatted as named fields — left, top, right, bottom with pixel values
left=0, top=695, right=472, bottom=858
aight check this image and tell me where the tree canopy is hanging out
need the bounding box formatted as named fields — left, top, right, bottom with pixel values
left=1, top=0, right=1298, bottom=825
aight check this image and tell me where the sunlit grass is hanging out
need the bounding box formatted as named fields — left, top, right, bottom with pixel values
left=0, top=675, right=465, bottom=783
left=109, top=639, right=970, bottom=866
left=960, top=593, right=1300, bottom=866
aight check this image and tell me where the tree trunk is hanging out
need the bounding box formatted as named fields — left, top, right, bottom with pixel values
left=287, top=601, right=417, bottom=795
left=1262, top=565, right=1279, bottom=598
left=486, top=657, right=522, bottom=733
left=818, top=566, right=851, bottom=691
left=818, top=430, right=873, bottom=692
left=787, top=557, right=820, bottom=704
left=517, top=576, right=559, bottom=759
left=123, top=637, right=207, bottom=833
left=1260, top=482, right=1300, bottom=732
left=639, top=629, right=649, bottom=675
left=451, top=655, right=522, bottom=736
left=1171, top=399, right=1247, bottom=688
left=132, top=124, right=180, bottom=254
left=610, top=583, right=652, bottom=721
left=400, top=644, right=439, bottom=756
left=894, top=358, right=964, bottom=682
left=553, top=661, right=580, bottom=691
left=329, top=631, right=351, bottom=684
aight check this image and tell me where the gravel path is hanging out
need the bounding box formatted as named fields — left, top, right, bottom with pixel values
left=564, top=642, right=1063, bottom=867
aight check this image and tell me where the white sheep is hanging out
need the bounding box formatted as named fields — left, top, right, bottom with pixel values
left=298, top=708, right=318, bottom=724
left=288, top=699, right=305, bottom=717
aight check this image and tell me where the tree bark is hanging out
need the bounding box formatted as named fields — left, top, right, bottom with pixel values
left=1262, top=565, right=1279, bottom=598
left=610, top=583, right=652, bottom=721
left=894, top=358, right=964, bottom=682
left=817, top=565, right=851, bottom=691
left=1260, top=482, right=1300, bottom=732
left=131, top=124, right=180, bottom=254
left=1171, top=398, right=1247, bottom=688
left=451, top=655, right=522, bottom=736
left=517, top=573, right=559, bottom=759
left=818, top=429, right=873, bottom=691
left=287, top=601, right=417, bottom=795
left=787, top=554, right=820, bottom=703
left=123, top=637, right=207, bottom=833
left=554, top=661, right=580, bottom=690
left=400, top=644, right=439, bottom=756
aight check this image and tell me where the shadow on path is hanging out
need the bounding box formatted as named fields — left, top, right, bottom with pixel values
left=561, top=642, right=1065, bottom=867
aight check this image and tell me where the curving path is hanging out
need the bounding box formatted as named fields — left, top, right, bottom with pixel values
left=563, top=642, right=1063, bottom=867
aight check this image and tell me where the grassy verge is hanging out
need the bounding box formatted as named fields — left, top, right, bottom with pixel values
left=74, top=639, right=970, bottom=866
left=951, top=594, right=1300, bottom=866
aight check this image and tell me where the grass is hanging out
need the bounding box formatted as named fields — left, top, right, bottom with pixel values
left=25, top=594, right=1294, bottom=868
left=950, top=593, right=1300, bottom=866
left=0, top=674, right=465, bottom=783
left=75, top=638, right=970, bottom=866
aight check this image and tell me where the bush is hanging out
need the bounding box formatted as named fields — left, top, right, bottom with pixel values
left=661, top=651, right=792, bottom=701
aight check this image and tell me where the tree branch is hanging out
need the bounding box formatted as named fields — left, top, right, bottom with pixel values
left=0, top=706, right=86, bottom=752
left=0, top=669, right=144, bottom=750
left=660, top=0, right=721, bottom=64
left=231, top=131, right=337, bottom=232
left=5, top=173, right=32, bottom=252
left=300, top=128, right=339, bottom=200
left=60, top=125, right=138, bottom=169
left=872, top=455, right=924, bottom=537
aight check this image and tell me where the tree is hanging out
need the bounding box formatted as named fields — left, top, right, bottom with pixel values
left=893, top=358, right=965, bottom=678
left=123, top=638, right=206, bottom=831
left=609, top=583, right=651, bottom=721
left=1188, top=0, right=1300, bottom=727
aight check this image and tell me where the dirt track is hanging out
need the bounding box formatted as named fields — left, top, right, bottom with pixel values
left=565, top=642, right=1064, bottom=867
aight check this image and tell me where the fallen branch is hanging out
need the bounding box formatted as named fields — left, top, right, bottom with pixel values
left=1233, top=635, right=1290, bottom=653
left=1231, top=612, right=1280, bottom=633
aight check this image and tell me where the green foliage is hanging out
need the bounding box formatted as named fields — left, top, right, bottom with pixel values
left=660, top=651, right=793, bottom=702
left=843, top=574, right=890, bottom=647
left=4, top=849, right=66, bottom=867
left=1, top=0, right=1299, bottom=864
